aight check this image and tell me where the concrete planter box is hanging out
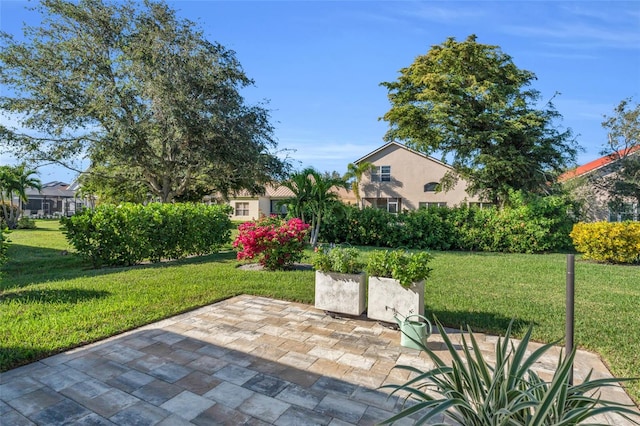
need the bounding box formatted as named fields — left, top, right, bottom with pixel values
left=367, top=276, right=425, bottom=324
left=314, top=271, right=366, bottom=316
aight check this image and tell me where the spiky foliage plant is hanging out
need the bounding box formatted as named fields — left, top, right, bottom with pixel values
left=381, top=320, right=639, bottom=425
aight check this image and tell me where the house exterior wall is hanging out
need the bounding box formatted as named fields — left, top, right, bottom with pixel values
left=358, top=143, right=481, bottom=210
left=228, top=198, right=261, bottom=221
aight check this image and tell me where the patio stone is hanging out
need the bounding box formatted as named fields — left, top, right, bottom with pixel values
left=213, top=363, right=258, bottom=385
left=275, top=383, right=325, bottom=410
left=274, top=405, right=332, bottom=426
left=30, top=398, right=91, bottom=426
left=0, top=375, right=43, bottom=400
left=238, top=393, right=291, bottom=423
left=107, top=370, right=156, bottom=393
left=1, top=408, right=37, bottom=426
left=315, top=394, right=368, bottom=423
left=242, top=373, right=289, bottom=397
left=5, top=387, right=63, bottom=417
left=192, top=402, right=254, bottom=425
left=311, top=376, right=358, bottom=397
left=203, top=381, right=255, bottom=409
left=159, top=390, right=215, bottom=420
left=108, top=401, right=171, bottom=426
left=132, top=379, right=183, bottom=406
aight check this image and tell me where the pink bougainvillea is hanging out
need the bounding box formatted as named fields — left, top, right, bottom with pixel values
left=233, top=216, right=310, bottom=270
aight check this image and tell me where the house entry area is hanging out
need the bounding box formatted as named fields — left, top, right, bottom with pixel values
left=364, top=197, right=402, bottom=213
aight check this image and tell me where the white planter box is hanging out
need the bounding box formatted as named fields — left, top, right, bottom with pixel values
left=314, top=271, right=367, bottom=316
left=367, top=276, right=425, bottom=324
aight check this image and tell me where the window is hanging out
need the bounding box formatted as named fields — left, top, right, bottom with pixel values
left=424, top=182, right=439, bottom=192
left=371, top=165, right=391, bottom=182
left=388, top=198, right=399, bottom=214
left=270, top=200, right=287, bottom=216
left=419, top=202, right=447, bottom=209
left=468, top=202, right=494, bottom=209
left=609, top=202, right=638, bottom=222
left=235, top=202, right=249, bottom=216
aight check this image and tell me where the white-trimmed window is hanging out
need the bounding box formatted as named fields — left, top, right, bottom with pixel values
left=371, top=165, right=391, bottom=182
left=419, top=202, right=447, bottom=209
left=468, top=202, right=494, bottom=209
left=235, top=202, right=249, bottom=216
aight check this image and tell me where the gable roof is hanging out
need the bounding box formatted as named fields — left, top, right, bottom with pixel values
left=558, top=145, right=640, bottom=182
left=354, top=141, right=452, bottom=170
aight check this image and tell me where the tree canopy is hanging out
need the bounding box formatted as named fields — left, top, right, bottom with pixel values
left=600, top=98, right=640, bottom=211
left=0, top=0, right=288, bottom=202
left=381, top=35, right=578, bottom=206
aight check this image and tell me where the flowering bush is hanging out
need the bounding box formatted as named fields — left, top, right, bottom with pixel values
left=233, top=216, right=310, bottom=270
left=571, top=221, right=640, bottom=264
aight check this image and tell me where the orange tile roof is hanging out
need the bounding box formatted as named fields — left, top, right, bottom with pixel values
left=558, top=145, right=640, bottom=182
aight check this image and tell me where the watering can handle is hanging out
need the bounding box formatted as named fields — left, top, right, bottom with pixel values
left=404, top=314, right=433, bottom=337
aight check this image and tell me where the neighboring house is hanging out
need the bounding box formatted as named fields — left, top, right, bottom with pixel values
left=20, top=181, right=90, bottom=218
left=559, top=146, right=640, bottom=222
left=354, top=141, right=484, bottom=212
left=211, top=185, right=356, bottom=222
left=211, top=185, right=294, bottom=221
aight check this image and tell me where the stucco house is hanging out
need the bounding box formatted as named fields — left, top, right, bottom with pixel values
left=559, top=146, right=640, bottom=222
left=354, top=141, right=484, bottom=212
left=214, top=185, right=355, bottom=221
left=20, top=181, right=90, bottom=218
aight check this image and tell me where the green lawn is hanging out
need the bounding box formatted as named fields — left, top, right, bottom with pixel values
left=1, top=220, right=639, bottom=404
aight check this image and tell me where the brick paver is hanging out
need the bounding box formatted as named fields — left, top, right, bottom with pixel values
left=0, top=295, right=638, bottom=425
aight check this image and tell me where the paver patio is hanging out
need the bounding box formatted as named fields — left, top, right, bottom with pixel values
left=1, top=295, right=638, bottom=425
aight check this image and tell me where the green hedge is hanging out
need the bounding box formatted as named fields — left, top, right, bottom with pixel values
left=61, top=203, right=232, bottom=267
left=320, top=192, right=576, bottom=253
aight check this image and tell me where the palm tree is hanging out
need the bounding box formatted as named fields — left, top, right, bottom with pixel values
left=344, top=162, right=375, bottom=209
left=0, top=164, right=41, bottom=229
left=279, top=168, right=347, bottom=247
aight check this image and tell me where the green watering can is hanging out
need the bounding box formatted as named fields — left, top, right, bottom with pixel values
left=395, top=312, right=432, bottom=350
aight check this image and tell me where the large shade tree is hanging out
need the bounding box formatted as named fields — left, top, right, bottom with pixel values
left=381, top=35, right=578, bottom=206
left=598, top=98, right=640, bottom=214
left=0, top=0, right=288, bottom=202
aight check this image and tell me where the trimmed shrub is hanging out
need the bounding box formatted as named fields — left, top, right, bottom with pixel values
left=61, top=203, right=232, bottom=267
left=233, top=216, right=310, bottom=270
left=16, top=217, right=37, bottom=229
left=318, top=192, right=576, bottom=254
left=571, top=221, right=640, bottom=264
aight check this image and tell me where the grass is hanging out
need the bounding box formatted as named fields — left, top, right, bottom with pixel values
left=1, top=220, right=639, bottom=404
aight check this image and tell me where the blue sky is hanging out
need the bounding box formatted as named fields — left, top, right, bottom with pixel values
left=1, top=0, right=639, bottom=183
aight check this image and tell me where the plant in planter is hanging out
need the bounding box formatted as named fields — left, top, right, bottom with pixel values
left=381, top=319, right=640, bottom=425
left=313, top=245, right=367, bottom=316
left=366, top=250, right=433, bottom=324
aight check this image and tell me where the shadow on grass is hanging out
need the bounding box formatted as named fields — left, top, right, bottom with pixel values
left=425, top=307, right=534, bottom=337
left=0, top=288, right=111, bottom=304
left=1, top=244, right=238, bottom=291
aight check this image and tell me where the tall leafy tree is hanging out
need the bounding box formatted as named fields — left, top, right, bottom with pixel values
left=0, top=0, right=288, bottom=202
left=599, top=98, right=640, bottom=213
left=381, top=35, right=578, bottom=206
left=279, top=168, right=347, bottom=247
left=344, top=162, right=375, bottom=209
